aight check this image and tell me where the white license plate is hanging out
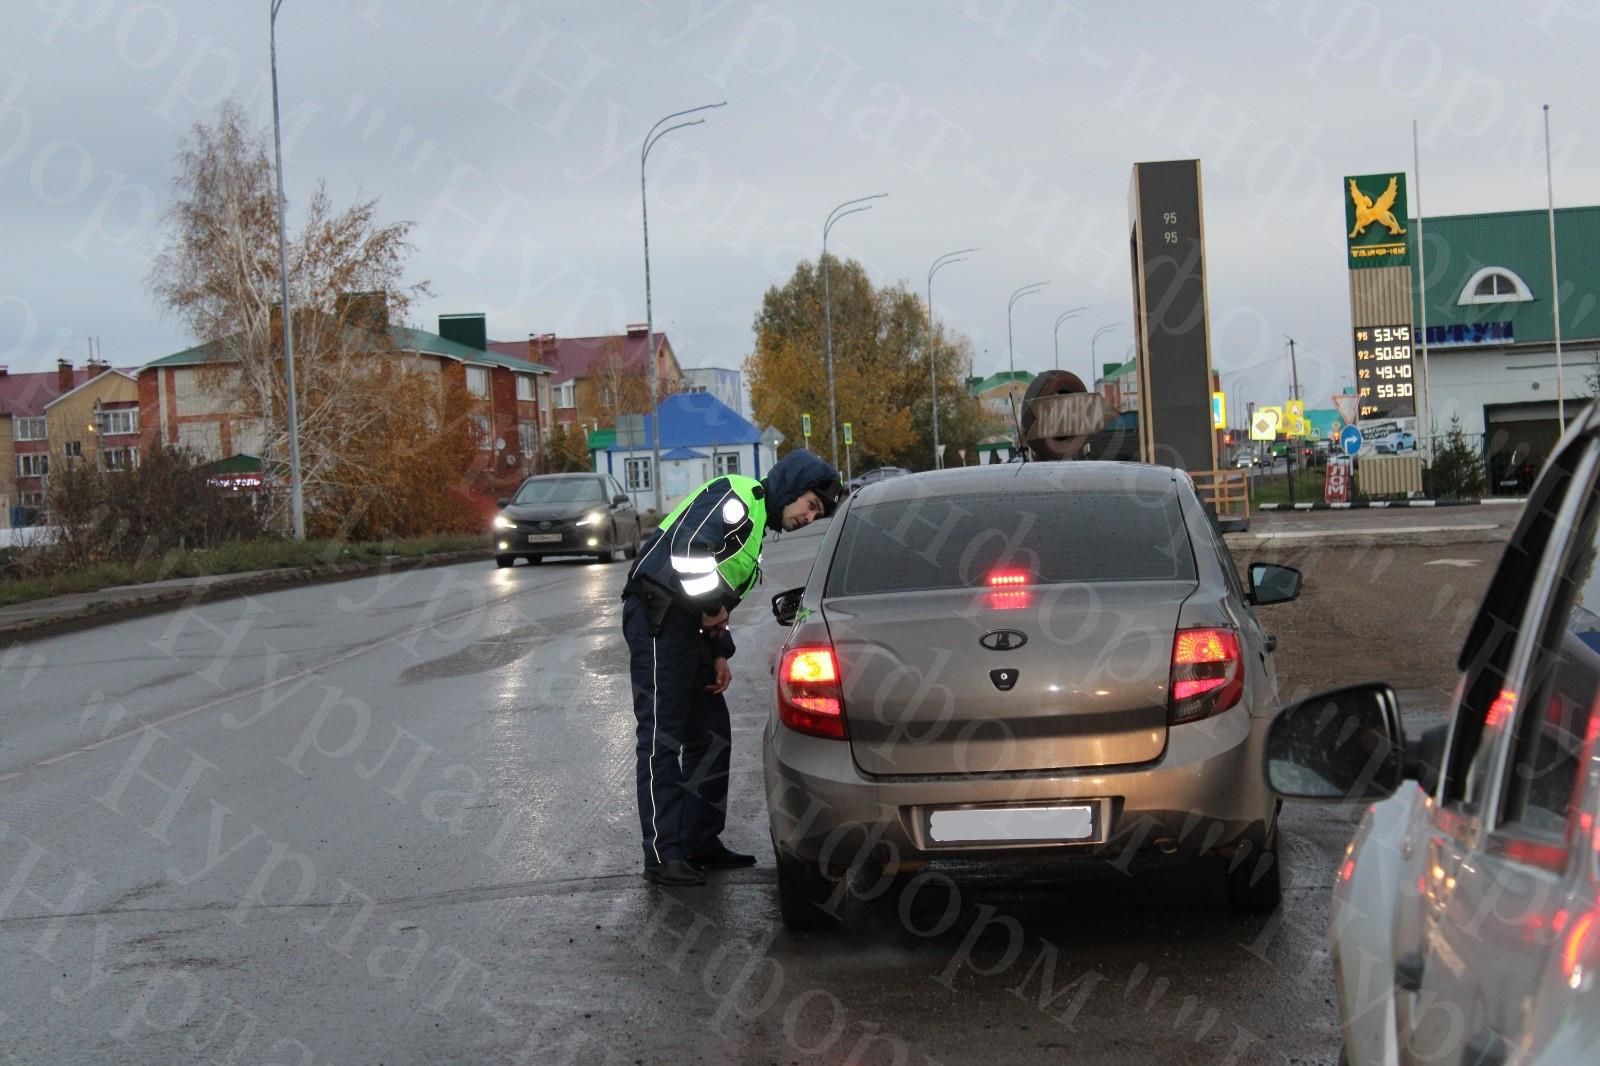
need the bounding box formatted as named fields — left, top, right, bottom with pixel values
left=928, top=805, right=1094, bottom=844
left=526, top=533, right=561, bottom=544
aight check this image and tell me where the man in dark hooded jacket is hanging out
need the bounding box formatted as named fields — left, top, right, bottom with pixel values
left=621, top=450, right=843, bottom=885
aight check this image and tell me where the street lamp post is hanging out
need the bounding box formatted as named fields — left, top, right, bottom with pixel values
left=1051, top=306, right=1087, bottom=372
left=641, top=101, right=725, bottom=514
left=822, top=194, right=887, bottom=467
left=1089, top=323, right=1121, bottom=395
left=928, top=247, right=978, bottom=470
left=269, top=0, right=304, bottom=539
left=1006, top=281, right=1050, bottom=417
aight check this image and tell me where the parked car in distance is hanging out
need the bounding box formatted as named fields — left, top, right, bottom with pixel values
left=765, top=462, right=1303, bottom=928
left=845, top=465, right=911, bottom=495
left=491, top=473, right=642, bottom=567
left=1265, top=404, right=1600, bottom=1065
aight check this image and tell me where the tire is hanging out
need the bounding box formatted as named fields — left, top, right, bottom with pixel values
left=775, top=849, right=840, bottom=929
left=1019, top=369, right=1088, bottom=460
left=1223, top=825, right=1281, bottom=913
left=495, top=555, right=515, bottom=569
left=522, top=555, right=542, bottom=565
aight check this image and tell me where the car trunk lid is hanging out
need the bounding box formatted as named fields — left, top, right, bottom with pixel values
left=828, top=581, right=1194, bottom=776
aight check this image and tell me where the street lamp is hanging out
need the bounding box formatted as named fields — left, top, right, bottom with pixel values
left=1051, top=306, right=1087, bottom=372
left=1006, top=281, right=1050, bottom=412
left=1089, top=323, right=1121, bottom=394
left=822, top=193, right=887, bottom=467
left=928, top=247, right=977, bottom=470
left=269, top=0, right=304, bottom=539
left=641, top=101, right=725, bottom=513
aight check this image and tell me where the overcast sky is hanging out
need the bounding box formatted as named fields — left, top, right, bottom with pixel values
left=2, top=0, right=1595, bottom=415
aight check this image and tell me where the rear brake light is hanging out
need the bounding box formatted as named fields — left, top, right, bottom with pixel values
left=1168, top=627, right=1243, bottom=725
left=985, top=568, right=1034, bottom=611
left=777, top=645, right=847, bottom=740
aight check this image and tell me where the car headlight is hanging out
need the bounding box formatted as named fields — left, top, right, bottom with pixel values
left=576, top=511, right=605, bottom=527
left=492, top=514, right=515, bottom=530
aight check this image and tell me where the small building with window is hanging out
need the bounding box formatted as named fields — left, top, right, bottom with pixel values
left=1411, top=205, right=1600, bottom=494
left=589, top=392, right=778, bottom=515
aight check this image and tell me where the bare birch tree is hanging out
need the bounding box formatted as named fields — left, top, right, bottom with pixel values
left=147, top=100, right=429, bottom=533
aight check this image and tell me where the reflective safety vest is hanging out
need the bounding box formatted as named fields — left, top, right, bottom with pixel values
left=639, top=474, right=768, bottom=606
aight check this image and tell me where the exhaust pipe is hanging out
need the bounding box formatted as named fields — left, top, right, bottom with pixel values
left=1154, top=837, right=1179, bottom=855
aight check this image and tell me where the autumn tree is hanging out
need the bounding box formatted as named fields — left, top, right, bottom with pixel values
left=746, top=254, right=980, bottom=470
left=147, top=99, right=430, bottom=535
left=546, top=424, right=592, bottom=473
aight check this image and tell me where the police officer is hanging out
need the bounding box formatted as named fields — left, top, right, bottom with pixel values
left=622, top=450, right=842, bottom=886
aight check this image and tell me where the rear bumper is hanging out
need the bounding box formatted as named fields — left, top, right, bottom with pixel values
left=764, top=705, right=1275, bottom=871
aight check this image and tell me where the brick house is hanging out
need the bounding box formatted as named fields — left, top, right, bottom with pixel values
left=138, top=304, right=556, bottom=500
left=487, top=325, right=682, bottom=433
left=0, top=359, right=139, bottom=526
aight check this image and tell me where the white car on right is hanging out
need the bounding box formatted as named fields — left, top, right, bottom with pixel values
left=1266, top=403, right=1600, bottom=1065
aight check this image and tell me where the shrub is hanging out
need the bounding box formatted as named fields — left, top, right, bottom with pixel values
left=1430, top=417, right=1486, bottom=500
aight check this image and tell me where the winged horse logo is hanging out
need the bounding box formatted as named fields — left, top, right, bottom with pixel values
left=1348, top=176, right=1406, bottom=239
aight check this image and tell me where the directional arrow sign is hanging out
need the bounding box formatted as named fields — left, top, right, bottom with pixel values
left=1340, top=424, right=1364, bottom=457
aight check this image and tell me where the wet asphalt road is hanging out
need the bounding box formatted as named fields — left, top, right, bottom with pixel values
left=0, top=519, right=1428, bottom=1065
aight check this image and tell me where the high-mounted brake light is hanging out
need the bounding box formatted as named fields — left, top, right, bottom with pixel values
left=1168, top=627, right=1243, bottom=725
left=777, top=645, right=847, bottom=739
left=984, top=568, right=1034, bottom=610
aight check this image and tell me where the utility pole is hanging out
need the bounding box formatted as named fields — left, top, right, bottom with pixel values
left=1286, top=336, right=1301, bottom=401
left=1545, top=104, right=1565, bottom=427
left=269, top=0, right=305, bottom=539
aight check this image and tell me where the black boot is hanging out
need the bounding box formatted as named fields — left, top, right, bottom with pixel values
left=643, top=858, right=705, bottom=886
left=689, top=842, right=758, bottom=869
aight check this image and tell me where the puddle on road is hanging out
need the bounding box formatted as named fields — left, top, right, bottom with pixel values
left=398, top=610, right=593, bottom=685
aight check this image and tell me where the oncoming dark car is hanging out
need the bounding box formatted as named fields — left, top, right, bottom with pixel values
left=492, top=473, right=642, bottom=567
left=764, top=462, right=1303, bottom=928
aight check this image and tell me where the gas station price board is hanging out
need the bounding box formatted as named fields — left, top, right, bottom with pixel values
left=1353, top=323, right=1415, bottom=420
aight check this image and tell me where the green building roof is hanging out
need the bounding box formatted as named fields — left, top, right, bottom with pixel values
left=967, top=370, right=1034, bottom=396
left=143, top=324, right=555, bottom=373
left=1409, top=205, right=1600, bottom=345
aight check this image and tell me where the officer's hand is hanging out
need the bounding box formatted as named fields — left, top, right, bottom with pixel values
left=701, top=606, right=729, bottom=629
left=706, top=657, right=732, bottom=695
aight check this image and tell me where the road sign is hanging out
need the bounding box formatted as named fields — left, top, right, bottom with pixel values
left=1211, top=391, right=1226, bottom=430
left=1340, top=424, right=1364, bottom=457
left=801, top=413, right=812, bottom=437
left=1284, top=399, right=1307, bottom=437
left=1324, top=456, right=1352, bottom=504
left=842, top=422, right=853, bottom=446
left=1251, top=406, right=1281, bottom=442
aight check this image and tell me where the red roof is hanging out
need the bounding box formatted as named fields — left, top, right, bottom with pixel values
left=0, top=367, right=97, bottom=418
left=486, top=331, right=668, bottom=387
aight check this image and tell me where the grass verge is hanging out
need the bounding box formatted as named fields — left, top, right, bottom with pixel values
left=0, top=533, right=487, bottom=608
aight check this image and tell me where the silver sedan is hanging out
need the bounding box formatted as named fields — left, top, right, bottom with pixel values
left=764, top=461, right=1303, bottom=928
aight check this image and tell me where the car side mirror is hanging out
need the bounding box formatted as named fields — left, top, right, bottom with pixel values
left=771, top=586, right=805, bottom=627
left=1249, top=562, right=1303, bottom=605
left=496, top=498, right=509, bottom=508
left=1265, top=682, right=1405, bottom=801
left=613, top=494, right=629, bottom=506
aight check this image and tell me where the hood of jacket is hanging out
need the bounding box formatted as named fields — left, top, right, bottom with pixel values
left=760, top=450, right=840, bottom=531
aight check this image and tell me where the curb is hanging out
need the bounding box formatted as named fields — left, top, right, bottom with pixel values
left=0, top=548, right=491, bottom=646
left=1256, top=499, right=1483, bottom=512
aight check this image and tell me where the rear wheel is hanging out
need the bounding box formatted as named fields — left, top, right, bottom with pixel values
left=1222, top=825, right=1281, bottom=913
left=775, top=849, right=840, bottom=929
left=495, top=555, right=514, bottom=569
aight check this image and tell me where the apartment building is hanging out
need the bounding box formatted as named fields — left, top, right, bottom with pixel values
left=1, top=360, right=139, bottom=526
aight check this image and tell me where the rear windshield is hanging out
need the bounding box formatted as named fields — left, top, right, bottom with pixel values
left=825, top=489, right=1196, bottom=597
left=513, top=479, right=605, bottom=505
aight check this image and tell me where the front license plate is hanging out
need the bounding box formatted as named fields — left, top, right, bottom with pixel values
left=526, top=533, right=561, bottom=544
left=928, top=805, right=1094, bottom=844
